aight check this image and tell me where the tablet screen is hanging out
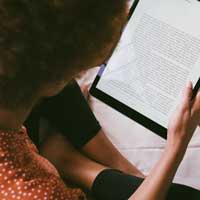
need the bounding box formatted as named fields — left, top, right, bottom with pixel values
left=92, top=0, right=200, bottom=135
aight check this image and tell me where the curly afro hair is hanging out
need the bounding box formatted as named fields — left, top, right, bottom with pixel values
left=0, top=0, right=128, bottom=109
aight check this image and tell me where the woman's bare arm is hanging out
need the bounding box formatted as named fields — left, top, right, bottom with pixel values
left=129, top=142, right=186, bottom=200
left=129, top=82, right=200, bottom=200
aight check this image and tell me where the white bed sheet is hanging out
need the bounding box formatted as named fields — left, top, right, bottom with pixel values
left=77, top=67, right=200, bottom=190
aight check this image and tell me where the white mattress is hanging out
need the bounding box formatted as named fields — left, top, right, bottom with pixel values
left=77, top=67, right=200, bottom=190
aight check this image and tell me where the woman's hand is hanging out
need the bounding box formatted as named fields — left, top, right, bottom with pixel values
left=167, top=82, right=200, bottom=150
left=129, top=82, right=200, bottom=200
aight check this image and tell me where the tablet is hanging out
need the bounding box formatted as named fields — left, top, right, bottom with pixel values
left=90, top=0, right=200, bottom=139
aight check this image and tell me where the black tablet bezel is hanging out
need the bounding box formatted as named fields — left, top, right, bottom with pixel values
left=89, top=0, right=200, bottom=139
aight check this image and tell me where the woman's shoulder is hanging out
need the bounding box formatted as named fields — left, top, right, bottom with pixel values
left=0, top=127, right=86, bottom=200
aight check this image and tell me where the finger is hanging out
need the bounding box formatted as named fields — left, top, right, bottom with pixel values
left=180, top=81, right=193, bottom=111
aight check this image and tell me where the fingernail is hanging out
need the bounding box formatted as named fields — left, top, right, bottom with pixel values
left=187, top=81, right=193, bottom=89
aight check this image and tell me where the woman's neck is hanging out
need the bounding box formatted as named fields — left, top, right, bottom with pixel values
left=0, top=102, right=37, bottom=132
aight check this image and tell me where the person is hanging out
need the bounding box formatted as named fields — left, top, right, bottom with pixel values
left=0, top=0, right=200, bottom=199
left=25, top=78, right=200, bottom=200
left=25, top=79, right=145, bottom=179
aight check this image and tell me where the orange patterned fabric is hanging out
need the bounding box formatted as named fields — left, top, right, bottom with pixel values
left=0, top=127, right=86, bottom=200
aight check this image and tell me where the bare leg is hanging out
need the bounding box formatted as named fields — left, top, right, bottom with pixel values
left=40, top=132, right=108, bottom=190
left=82, top=129, right=145, bottom=178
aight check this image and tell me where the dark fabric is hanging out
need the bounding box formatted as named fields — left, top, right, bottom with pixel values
left=91, top=169, right=143, bottom=200
left=167, top=183, right=200, bottom=200
left=91, top=169, right=200, bottom=200
left=25, top=80, right=101, bottom=149
left=24, top=103, right=41, bottom=146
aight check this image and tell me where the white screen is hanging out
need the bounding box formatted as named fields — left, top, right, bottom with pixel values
left=96, top=0, right=200, bottom=128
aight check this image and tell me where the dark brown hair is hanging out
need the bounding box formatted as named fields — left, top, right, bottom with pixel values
left=0, top=0, right=128, bottom=109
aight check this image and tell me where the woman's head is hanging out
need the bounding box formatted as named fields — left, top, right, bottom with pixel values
left=0, top=0, right=128, bottom=109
